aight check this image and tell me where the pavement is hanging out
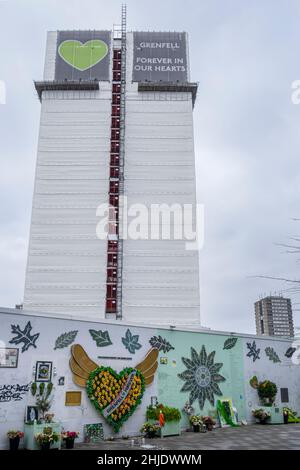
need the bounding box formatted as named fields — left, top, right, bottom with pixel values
left=74, top=423, right=300, bottom=450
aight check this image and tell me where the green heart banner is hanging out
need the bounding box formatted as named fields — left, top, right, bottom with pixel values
left=58, top=40, right=108, bottom=71
left=55, top=31, right=111, bottom=81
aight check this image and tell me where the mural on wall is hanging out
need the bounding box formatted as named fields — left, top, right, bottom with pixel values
left=178, top=346, right=226, bottom=409
left=285, top=347, right=296, bottom=358
left=54, top=330, right=78, bottom=350
left=9, top=321, right=39, bottom=353
left=121, top=329, right=142, bottom=354
left=249, top=375, right=258, bottom=389
left=89, top=329, right=112, bottom=347
left=265, top=347, right=281, bottom=363
left=149, top=335, right=175, bottom=353
left=246, top=341, right=260, bottom=362
left=69, top=344, right=159, bottom=432
left=0, top=383, right=30, bottom=403
left=223, top=337, right=238, bottom=350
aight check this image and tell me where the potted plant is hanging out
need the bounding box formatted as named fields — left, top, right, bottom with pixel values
left=257, top=380, right=277, bottom=406
left=61, top=431, right=79, bottom=449
left=146, top=403, right=181, bottom=437
left=35, top=427, right=59, bottom=450
left=189, top=415, right=204, bottom=432
left=252, top=408, right=271, bottom=424
left=140, top=422, right=160, bottom=439
left=7, top=430, right=24, bottom=450
left=202, top=416, right=216, bottom=431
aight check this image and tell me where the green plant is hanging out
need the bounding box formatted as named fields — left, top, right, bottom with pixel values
left=257, top=380, right=277, bottom=404
left=46, top=382, right=53, bottom=399
left=146, top=404, right=181, bottom=422
left=35, top=382, right=54, bottom=419
left=39, top=382, right=45, bottom=396
left=31, top=382, right=37, bottom=396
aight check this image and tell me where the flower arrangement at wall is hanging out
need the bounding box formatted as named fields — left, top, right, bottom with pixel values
left=283, top=407, right=300, bottom=423
left=35, top=428, right=59, bottom=450
left=69, top=344, right=159, bottom=433
left=252, top=408, right=271, bottom=424
left=140, top=422, right=160, bottom=438
left=217, top=400, right=239, bottom=427
left=62, top=431, right=79, bottom=449
left=87, top=366, right=145, bottom=432
left=7, top=430, right=24, bottom=451
left=189, top=415, right=205, bottom=432
left=146, top=403, right=181, bottom=422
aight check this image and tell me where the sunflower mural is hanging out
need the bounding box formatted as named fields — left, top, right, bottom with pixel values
left=178, top=345, right=226, bottom=409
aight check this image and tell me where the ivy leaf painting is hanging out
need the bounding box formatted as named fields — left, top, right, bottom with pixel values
left=265, top=347, right=281, bottom=363
left=285, top=347, right=296, bottom=358
left=149, top=335, right=175, bottom=353
left=54, top=330, right=78, bottom=350
left=9, top=321, right=40, bottom=353
left=122, top=329, right=142, bottom=354
left=223, top=337, right=238, bottom=350
left=249, top=375, right=258, bottom=389
left=89, top=329, right=112, bottom=347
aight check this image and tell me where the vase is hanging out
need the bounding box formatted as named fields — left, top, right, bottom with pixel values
left=9, top=437, right=20, bottom=451
left=146, top=431, right=157, bottom=439
left=40, top=441, right=51, bottom=451
left=192, top=424, right=200, bottom=433
left=65, top=438, right=75, bottom=449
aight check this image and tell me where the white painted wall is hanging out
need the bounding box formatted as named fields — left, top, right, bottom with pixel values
left=242, top=337, right=300, bottom=422
left=0, top=309, right=157, bottom=449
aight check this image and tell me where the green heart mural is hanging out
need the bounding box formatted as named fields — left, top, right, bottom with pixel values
left=69, top=344, right=159, bottom=433
left=87, top=367, right=145, bottom=432
left=58, top=39, right=108, bottom=71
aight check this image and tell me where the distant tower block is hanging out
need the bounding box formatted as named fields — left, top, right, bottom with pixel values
left=23, top=17, right=200, bottom=326
left=255, top=296, right=295, bottom=338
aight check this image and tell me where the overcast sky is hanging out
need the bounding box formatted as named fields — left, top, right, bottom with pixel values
left=1, top=0, right=300, bottom=333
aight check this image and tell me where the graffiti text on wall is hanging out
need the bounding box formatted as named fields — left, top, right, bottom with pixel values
left=0, top=383, right=30, bottom=403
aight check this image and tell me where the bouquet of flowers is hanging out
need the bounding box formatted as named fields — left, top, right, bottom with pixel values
left=252, top=408, right=271, bottom=423
left=35, top=429, right=59, bottom=444
left=140, top=421, right=160, bottom=438
left=61, top=431, right=79, bottom=440
left=189, top=415, right=203, bottom=426
left=7, top=430, right=24, bottom=440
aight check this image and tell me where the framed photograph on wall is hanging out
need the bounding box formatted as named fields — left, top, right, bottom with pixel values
left=26, top=405, right=39, bottom=423
left=35, top=361, right=53, bottom=382
left=0, top=348, right=19, bottom=368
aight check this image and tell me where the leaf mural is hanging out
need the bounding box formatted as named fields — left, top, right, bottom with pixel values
left=149, top=335, right=175, bottom=353
left=223, top=337, right=238, bottom=350
left=54, top=330, right=78, bottom=350
left=122, top=329, right=142, bottom=354
left=249, top=375, right=258, bottom=389
left=9, top=321, right=39, bottom=353
left=285, top=347, right=296, bottom=358
left=89, top=329, right=112, bottom=347
left=265, top=347, right=281, bottom=363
